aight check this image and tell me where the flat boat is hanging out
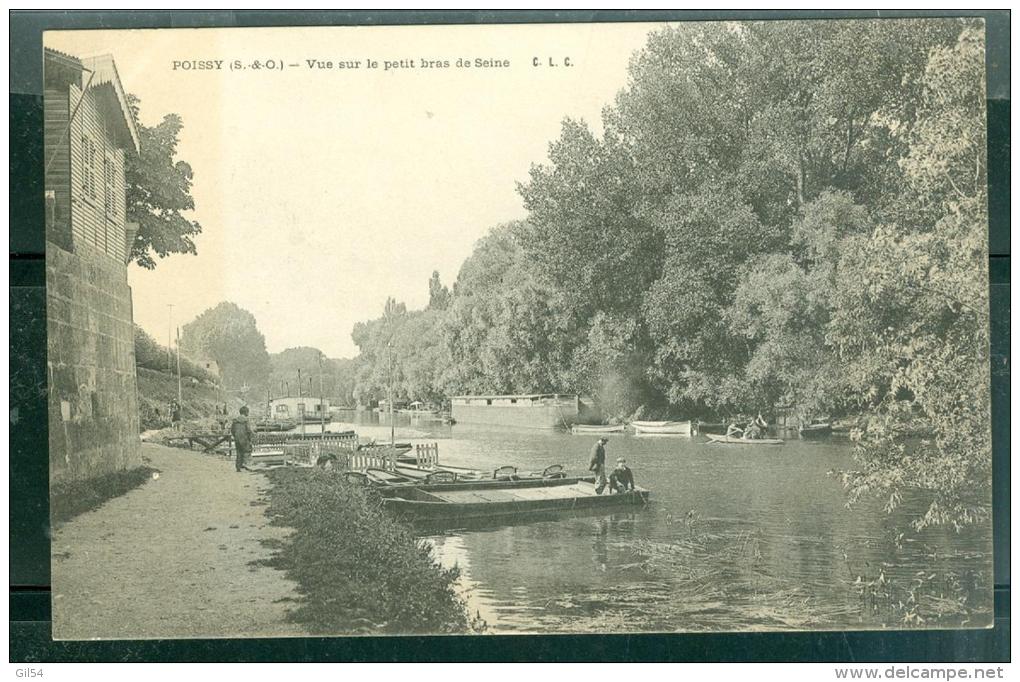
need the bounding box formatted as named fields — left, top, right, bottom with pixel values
left=382, top=478, right=649, bottom=521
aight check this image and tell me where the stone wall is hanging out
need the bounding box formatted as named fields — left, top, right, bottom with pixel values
left=47, top=240, right=140, bottom=483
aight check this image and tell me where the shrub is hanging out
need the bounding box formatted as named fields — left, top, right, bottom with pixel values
left=263, top=468, right=479, bottom=634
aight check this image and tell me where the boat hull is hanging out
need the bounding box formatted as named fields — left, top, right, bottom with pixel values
left=373, top=475, right=595, bottom=497
left=705, top=433, right=784, bottom=445
left=571, top=424, right=626, bottom=434
left=383, top=481, right=649, bottom=520
left=631, top=420, right=692, bottom=435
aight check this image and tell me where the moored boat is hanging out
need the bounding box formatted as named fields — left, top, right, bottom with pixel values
left=571, top=423, right=626, bottom=434
left=631, top=420, right=692, bottom=436
left=705, top=433, right=784, bottom=445
left=382, top=478, right=649, bottom=521
left=368, top=473, right=597, bottom=496
left=359, top=441, right=413, bottom=455
left=799, top=422, right=832, bottom=439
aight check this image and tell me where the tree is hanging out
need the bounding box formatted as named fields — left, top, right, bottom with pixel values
left=832, top=26, right=990, bottom=531
left=179, top=302, right=271, bottom=395
left=124, top=95, right=202, bottom=269
left=428, top=271, right=451, bottom=310
left=441, top=222, right=576, bottom=395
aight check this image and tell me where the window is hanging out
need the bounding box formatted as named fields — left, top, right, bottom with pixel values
left=81, top=135, right=98, bottom=200
left=104, top=153, right=115, bottom=216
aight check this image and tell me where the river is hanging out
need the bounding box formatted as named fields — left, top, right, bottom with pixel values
left=317, top=410, right=992, bottom=633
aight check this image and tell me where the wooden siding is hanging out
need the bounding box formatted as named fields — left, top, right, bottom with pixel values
left=44, top=87, right=72, bottom=249
left=68, top=84, right=129, bottom=263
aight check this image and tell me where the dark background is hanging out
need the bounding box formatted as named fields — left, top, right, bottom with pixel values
left=9, top=9, right=1010, bottom=662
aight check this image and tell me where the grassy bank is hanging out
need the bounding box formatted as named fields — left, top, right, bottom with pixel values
left=136, top=367, right=237, bottom=431
left=51, top=466, right=159, bottom=524
left=262, top=467, right=481, bottom=634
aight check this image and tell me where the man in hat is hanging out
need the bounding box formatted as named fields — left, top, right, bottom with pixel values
left=588, top=437, right=609, bottom=494
left=609, top=457, right=636, bottom=494
left=231, top=406, right=255, bottom=472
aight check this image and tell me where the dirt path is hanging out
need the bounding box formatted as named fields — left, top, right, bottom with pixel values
left=51, top=443, right=308, bottom=640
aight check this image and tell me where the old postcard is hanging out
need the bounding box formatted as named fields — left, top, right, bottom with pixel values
left=43, top=18, right=993, bottom=640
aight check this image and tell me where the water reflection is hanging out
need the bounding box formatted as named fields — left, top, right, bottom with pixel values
left=332, top=410, right=992, bottom=633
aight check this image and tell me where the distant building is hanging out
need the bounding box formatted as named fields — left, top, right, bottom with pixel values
left=377, top=398, right=408, bottom=412
left=45, top=48, right=142, bottom=484
left=269, top=396, right=331, bottom=421
left=196, top=358, right=220, bottom=378
left=450, top=394, right=581, bottom=429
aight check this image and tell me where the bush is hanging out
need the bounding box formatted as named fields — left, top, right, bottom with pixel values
left=263, top=468, right=480, bottom=634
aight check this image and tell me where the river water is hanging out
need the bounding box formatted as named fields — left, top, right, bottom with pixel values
left=321, top=410, right=992, bottom=633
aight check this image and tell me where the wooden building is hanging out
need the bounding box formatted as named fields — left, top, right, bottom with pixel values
left=270, top=396, right=331, bottom=422
left=45, top=49, right=139, bottom=260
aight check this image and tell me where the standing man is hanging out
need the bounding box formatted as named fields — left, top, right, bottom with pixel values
left=589, top=437, right=609, bottom=494
left=231, top=406, right=255, bottom=472
left=170, top=399, right=182, bottom=431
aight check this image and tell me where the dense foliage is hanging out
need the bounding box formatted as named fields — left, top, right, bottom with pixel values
left=348, top=20, right=989, bottom=530
left=134, top=324, right=218, bottom=384
left=124, top=95, right=202, bottom=269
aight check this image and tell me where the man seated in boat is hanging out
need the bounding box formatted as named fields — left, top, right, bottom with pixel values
left=608, top=458, right=635, bottom=493
left=726, top=421, right=744, bottom=438
left=743, top=412, right=768, bottom=440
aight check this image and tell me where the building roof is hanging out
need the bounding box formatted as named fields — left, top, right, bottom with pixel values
left=45, top=48, right=140, bottom=154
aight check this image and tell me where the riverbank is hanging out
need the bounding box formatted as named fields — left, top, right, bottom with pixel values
left=51, top=443, right=307, bottom=639
left=262, top=467, right=481, bottom=635
left=136, top=366, right=238, bottom=431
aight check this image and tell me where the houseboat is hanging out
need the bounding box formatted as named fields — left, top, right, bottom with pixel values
left=269, top=396, right=331, bottom=423
left=450, top=393, right=582, bottom=429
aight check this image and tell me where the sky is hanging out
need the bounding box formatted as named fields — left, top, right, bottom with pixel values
left=45, top=22, right=663, bottom=358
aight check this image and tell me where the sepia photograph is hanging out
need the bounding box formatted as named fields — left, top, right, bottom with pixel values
left=41, top=17, right=993, bottom=640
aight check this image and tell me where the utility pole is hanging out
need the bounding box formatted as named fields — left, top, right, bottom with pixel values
left=166, top=304, right=174, bottom=373
left=318, top=353, right=325, bottom=440
left=297, top=368, right=304, bottom=436
left=175, top=326, right=182, bottom=410
left=387, top=340, right=395, bottom=447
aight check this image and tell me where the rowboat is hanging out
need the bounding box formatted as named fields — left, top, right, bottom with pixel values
left=799, top=423, right=832, bottom=439
left=705, top=433, right=784, bottom=445
left=631, top=420, right=692, bottom=436
left=380, top=463, right=566, bottom=484
left=571, top=423, right=626, bottom=434
left=382, top=478, right=649, bottom=521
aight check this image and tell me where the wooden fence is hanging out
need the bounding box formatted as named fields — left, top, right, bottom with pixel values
left=245, top=438, right=441, bottom=474
left=413, top=443, right=440, bottom=468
